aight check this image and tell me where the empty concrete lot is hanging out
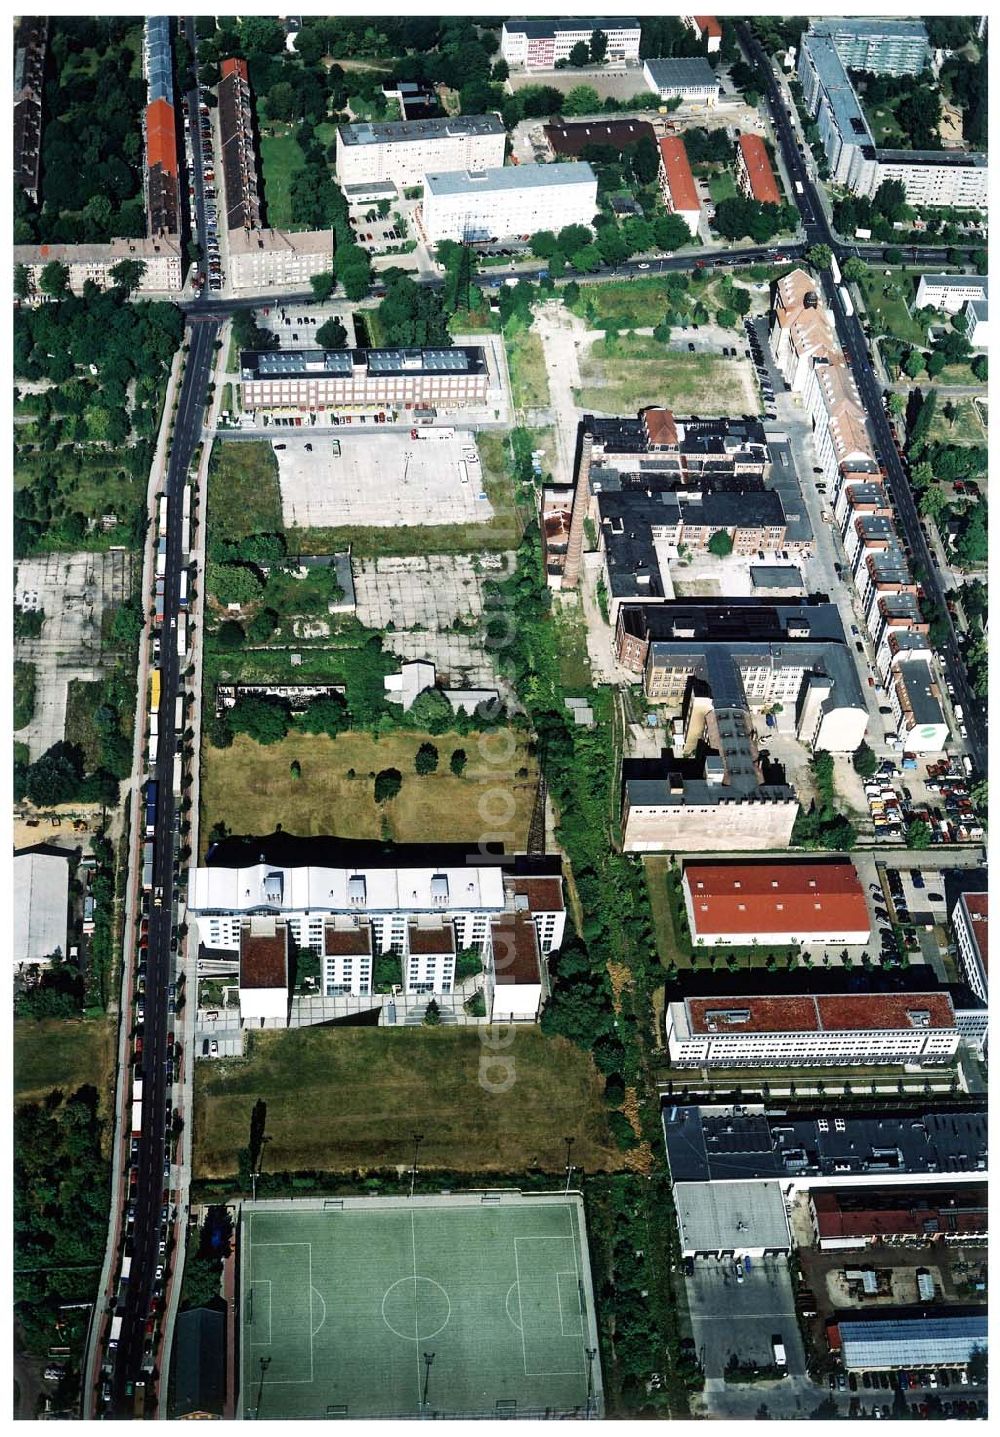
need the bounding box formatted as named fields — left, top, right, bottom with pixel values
left=274, top=431, right=493, bottom=529
left=14, top=551, right=133, bottom=761
left=353, top=553, right=516, bottom=689
left=686, top=1254, right=806, bottom=1380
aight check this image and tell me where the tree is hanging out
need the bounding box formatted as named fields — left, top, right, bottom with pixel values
left=267, top=81, right=298, bottom=123
left=295, top=694, right=348, bottom=738
left=377, top=271, right=450, bottom=347
left=806, top=244, right=833, bottom=270
left=903, top=348, right=926, bottom=379
left=422, top=997, right=442, bottom=1025
left=887, top=392, right=906, bottom=416
left=971, top=354, right=987, bottom=382
left=206, top=561, right=264, bottom=606
left=247, top=607, right=279, bottom=643
left=653, top=211, right=692, bottom=251
left=707, top=530, right=733, bottom=557
left=414, top=741, right=439, bottom=775
left=39, top=261, right=70, bottom=298
left=309, top=271, right=336, bottom=302
left=315, top=316, right=348, bottom=349
left=907, top=819, right=932, bottom=850
left=374, top=768, right=402, bottom=803
left=568, top=40, right=591, bottom=67
left=852, top=742, right=879, bottom=779
left=953, top=504, right=987, bottom=569
left=563, top=85, right=600, bottom=117
left=229, top=694, right=290, bottom=745
left=109, top=258, right=146, bottom=294
left=557, top=223, right=592, bottom=254
left=841, top=257, right=868, bottom=283
left=449, top=748, right=467, bottom=775
left=216, top=619, right=246, bottom=650
left=589, top=28, right=608, bottom=64
left=14, top=264, right=33, bottom=302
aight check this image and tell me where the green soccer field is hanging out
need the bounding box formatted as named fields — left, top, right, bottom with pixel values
left=239, top=1194, right=603, bottom=1419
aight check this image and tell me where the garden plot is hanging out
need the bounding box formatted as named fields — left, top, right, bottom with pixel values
left=274, top=431, right=492, bottom=529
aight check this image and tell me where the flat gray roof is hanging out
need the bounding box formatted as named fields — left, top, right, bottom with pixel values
left=241, top=346, right=487, bottom=380
left=813, top=18, right=928, bottom=42
left=876, top=147, right=987, bottom=168
left=424, top=162, right=596, bottom=196
left=920, top=274, right=988, bottom=294
left=802, top=33, right=874, bottom=147
left=643, top=57, right=719, bottom=90
left=674, top=1179, right=792, bottom=1255
left=751, top=565, right=804, bottom=588
left=339, top=113, right=504, bottom=147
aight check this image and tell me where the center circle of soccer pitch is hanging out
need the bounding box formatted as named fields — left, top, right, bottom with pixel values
left=381, top=1276, right=452, bottom=1343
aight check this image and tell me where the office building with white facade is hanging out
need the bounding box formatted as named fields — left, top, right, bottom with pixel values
left=666, top=991, right=961, bottom=1068
left=500, top=18, right=641, bottom=70
left=952, top=891, right=988, bottom=1005
left=421, top=163, right=597, bottom=244
left=226, top=227, right=332, bottom=292
left=187, top=851, right=565, bottom=1011
left=916, top=273, right=988, bottom=314
left=335, top=114, right=507, bottom=192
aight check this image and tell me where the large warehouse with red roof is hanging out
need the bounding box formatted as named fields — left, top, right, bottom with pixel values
left=681, top=858, right=872, bottom=947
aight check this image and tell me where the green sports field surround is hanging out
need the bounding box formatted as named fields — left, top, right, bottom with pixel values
left=239, top=1193, right=603, bottom=1419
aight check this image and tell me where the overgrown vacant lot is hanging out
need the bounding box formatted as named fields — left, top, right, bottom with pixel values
left=199, top=728, right=539, bottom=856
left=575, top=337, right=759, bottom=416
left=193, top=1026, right=619, bottom=1178
left=207, top=440, right=283, bottom=544
left=14, top=1017, right=116, bottom=1129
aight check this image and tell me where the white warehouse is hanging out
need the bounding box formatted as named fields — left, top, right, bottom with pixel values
left=421, top=163, right=597, bottom=245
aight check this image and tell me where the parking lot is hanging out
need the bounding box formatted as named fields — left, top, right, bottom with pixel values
left=273, top=431, right=492, bottom=529
left=685, top=1254, right=806, bottom=1381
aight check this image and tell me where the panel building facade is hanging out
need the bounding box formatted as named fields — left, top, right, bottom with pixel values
left=336, top=115, right=507, bottom=191
left=421, top=163, right=598, bottom=244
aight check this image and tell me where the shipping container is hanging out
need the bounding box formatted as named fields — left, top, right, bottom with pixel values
left=176, top=612, right=188, bottom=658
left=179, top=570, right=189, bottom=608
left=175, top=695, right=184, bottom=733
left=150, top=669, right=161, bottom=714
left=156, top=538, right=167, bottom=579
left=154, top=579, right=165, bottom=627
left=158, top=495, right=168, bottom=535
left=130, top=1100, right=143, bottom=1136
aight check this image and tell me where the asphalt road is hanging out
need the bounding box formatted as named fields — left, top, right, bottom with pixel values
left=738, top=22, right=984, bottom=777
left=107, top=317, right=219, bottom=1416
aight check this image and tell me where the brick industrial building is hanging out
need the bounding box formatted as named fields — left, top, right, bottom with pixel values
left=543, top=118, right=656, bottom=160
left=238, top=345, right=490, bottom=416
left=666, top=991, right=960, bottom=1068
left=681, top=858, right=871, bottom=946
left=810, top=1185, right=989, bottom=1250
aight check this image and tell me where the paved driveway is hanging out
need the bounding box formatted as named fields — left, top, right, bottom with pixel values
left=686, top=1253, right=805, bottom=1380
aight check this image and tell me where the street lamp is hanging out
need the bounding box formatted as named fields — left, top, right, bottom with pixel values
left=564, top=1136, right=575, bottom=1194
left=410, top=1133, right=424, bottom=1198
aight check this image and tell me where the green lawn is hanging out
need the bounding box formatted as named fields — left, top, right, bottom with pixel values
left=857, top=271, right=927, bottom=346
left=926, top=394, right=988, bottom=447
left=199, top=728, right=539, bottom=857
left=14, top=1017, right=116, bottom=1128
left=193, top=1026, right=620, bottom=1178
left=554, top=603, right=593, bottom=691
left=505, top=323, right=551, bottom=410
left=866, top=101, right=905, bottom=146
left=576, top=337, right=759, bottom=416
left=13, top=661, right=36, bottom=730
left=708, top=169, right=738, bottom=203
left=207, top=441, right=283, bottom=546
left=258, top=128, right=307, bottom=231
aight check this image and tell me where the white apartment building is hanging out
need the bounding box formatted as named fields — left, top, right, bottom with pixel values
left=952, top=891, right=988, bottom=1005
left=187, top=860, right=565, bottom=1002
left=915, top=273, right=988, bottom=314
left=500, top=17, right=641, bottom=70
left=421, top=163, right=597, bottom=245
left=335, top=115, right=507, bottom=192
left=963, top=298, right=989, bottom=349
left=226, top=227, right=332, bottom=292
left=859, top=151, right=988, bottom=209
left=666, top=992, right=961, bottom=1068
left=13, top=235, right=184, bottom=297
left=642, top=57, right=720, bottom=107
